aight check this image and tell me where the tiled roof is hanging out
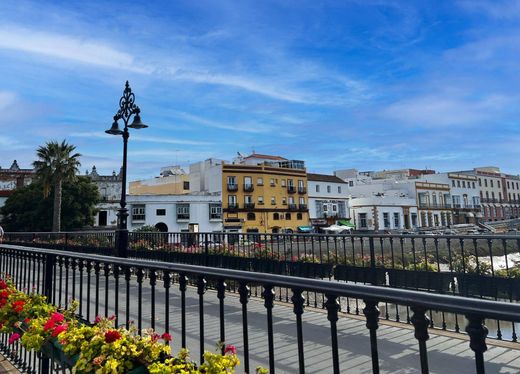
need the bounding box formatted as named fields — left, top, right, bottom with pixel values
left=307, top=173, right=347, bottom=183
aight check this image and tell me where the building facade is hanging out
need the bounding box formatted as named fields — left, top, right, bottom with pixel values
left=129, top=166, right=190, bottom=195
left=0, top=160, right=35, bottom=213
left=86, top=166, right=122, bottom=228
left=307, top=173, right=350, bottom=226
left=221, top=154, right=309, bottom=233
left=349, top=196, right=418, bottom=231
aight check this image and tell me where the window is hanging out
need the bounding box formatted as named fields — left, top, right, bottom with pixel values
left=486, top=191, right=489, bottom=199
left=484, top=179, right=488, bottom=187
left=271, top=197, right=276, bottom=205
left=156, top=209, right=166, bottom=216
left=176, top=204, right=190, bottom=220
left=479, top=178, right=482, bottom=187
left=209, top=204, right=222, bottom=220
left=332, top=204, right=337, bottom=212
left=452, top=195, right=461, bottom=207
left=228, top=195, right=237, bottom=207
left=247, top=212, right=256, bottom=221
left=359, top=213, right=367, bottom=228
left=508, top=181, right=510, bottom=189
left=282, top=197, right=287, bottom=205
left=285, top=213, right=291, bottom=220
left=462, top=181, right=466, bottom=188
left=273, top=213, right=279, bottom=220
left=457, top=180, right=461, bottom=187
left=517, top=183, right=519, bottom=189
left=183, top=181, right=190, bottom=190
left=491, top=180, right=494, bottom=188
left=323, top=204, right=328, bottom=212
left=244, top=176, right=253, bottom=189
left=316, top=185, right=320, bottom=192
left=270, top=178, right=275, bottom=187
left=132, top=205, right=145, bottom=221
left=338, top=186, right=342, bottom=193
left=244, top=195, right=253, bottom=204
left=281, top=179, right=286, bottom=187
left=299, top=197, right=305, bottom=204
left=498, top=181, right=501, bottom=188
left=298, top=180, right=304, bottom=188
left=297, top=213, right=303, bottom=220
left=258, top=196, right=264, bottom=205
left=288, top=196, right=294, bottom=204
left=411, top=213, right=418, bottom=227
left=349, top=181, right=354, bottom=187
left=393, top=213, right=400, bottom=228
left=287, top=179, right=294, bottom=187
left=452, top=180, right=455, bottom=187
left=327, top=185, right=331, bottom=193
left=257, top=177, right=263, bottom=186
left=383, top=213, right=390, bottom=228
left=492, top=191, right=495, bottom=199
left=227, top=176, right=237, bottom=185
left=472, top=182, right=475, bottom=189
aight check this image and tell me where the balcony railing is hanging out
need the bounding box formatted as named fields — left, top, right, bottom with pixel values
left=288, top=203, right=298, bottom=211
left=227, top=184, right=238, bottom=192
left=298, top=186, right=307, bottom=194
left=418, top=202, right=452, bottom=209
left=243, top=184, right=254, bottom=192
left=287, top=186, right=296, bottom=194
left=2, top=242, right=520, bottom=374
left=244, top=202, right=255, bottom=210
left=227, top=203, right=239, bottom=211
left=299, top=204, right=308, bottom=211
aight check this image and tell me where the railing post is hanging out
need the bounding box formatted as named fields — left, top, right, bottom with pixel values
left=239, top=282, right=251, bottom=374
left=363, top=299, right=380, bottom=374
left=466, top=315, right=488, bottom=374
left=325, top=294, right=341, bottom=374
left=41, top=253, right=56, bottom=374
left=411, top=307, right=430, bottom=374
left=262, top=284, right=276, bottom=374
left=204, top=233, right=209, bottom=267
left=368, top=236, right=377, bottom=284
left=291, top=288, right=306, bottom=374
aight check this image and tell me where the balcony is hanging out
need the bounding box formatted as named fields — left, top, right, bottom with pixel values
left=227, top=184, right=238, bottom=192
left=288, top=203, right=298, bottom=211
left=299, top=204, right=308, bottom=211
left=243, top=184, right=254, bottom=192
left=287, top=186, right=296, bottom=194
left=298, top=186, right=307, bottom=194
left=227, top=203, right=239, bottom=211
left=418, top=202, right=452, bottom=209
left=244, top=202, right=255, bottom=210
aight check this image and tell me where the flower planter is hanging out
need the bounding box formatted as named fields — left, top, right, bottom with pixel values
left=287, top=262, right=333, bottom=279
left=333, top=265, right=386, bottom=285
left=388, top=269, right=453, bottom=292
left=251, top=258, right=287, bottom=274
left=221, top=256, right=251, bottom=271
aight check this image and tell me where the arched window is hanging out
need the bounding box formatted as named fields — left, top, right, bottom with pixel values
left=285, top=213, right=291, bottom=220
left=273, top=213, right=279, bottom=220
left=247, top=212, right=256, bottom=221
left=297, top=213, right=303, bottom=220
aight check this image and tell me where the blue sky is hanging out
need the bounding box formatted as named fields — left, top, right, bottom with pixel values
left=1, top=0, right=519, bottom=180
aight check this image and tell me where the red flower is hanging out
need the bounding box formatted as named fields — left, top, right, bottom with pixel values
left=12, top=300, right=25, bottom=313
left=43, top=319, right=56, bottom=331
left=24, top=318, right=30, bottom=325
left=8, top=333, right=20, bottom=344
left=104, top=330, right=122, bottom=343
left=161, top=332, right=172, bottom=342
left=0, top=290, right=9, bottom=299
left=51, top=324, right=68, bottom=337
left=224, top=345, right=237, bottom=355
left=50, top=312, right=64, bottom=323
left=0, top=280, right=7, bottom=289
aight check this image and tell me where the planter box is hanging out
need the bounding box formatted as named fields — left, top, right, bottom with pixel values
left=456, top=274, right=520, bottom=300
left=287, top=262, right=333, bottom=279
left=388, top=269, right=453, bottom=292
left=333, top=265, right=386, bottom=285
left=251, top=258, right=288, bottom=275
left=221, top=256, right=251, bottom=271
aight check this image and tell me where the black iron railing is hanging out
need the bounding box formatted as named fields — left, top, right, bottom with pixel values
left=1, top=243, right=520, bottom=373
left=4, top=231, right=520, bottom=342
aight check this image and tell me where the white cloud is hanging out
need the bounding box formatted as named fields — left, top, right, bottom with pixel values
left=457, top=0, right=520, bottom=20
left=0, top=91, right=17, bottom=110
left=69, top=131, right=212, bottom=146
left=0, top=26, right=150, bottom=73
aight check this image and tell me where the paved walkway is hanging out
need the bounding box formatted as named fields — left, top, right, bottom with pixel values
left=0, top=354, right=20, bottom=373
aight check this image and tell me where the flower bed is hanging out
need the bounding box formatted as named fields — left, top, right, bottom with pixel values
left=0, top=278, right=263, bottom=373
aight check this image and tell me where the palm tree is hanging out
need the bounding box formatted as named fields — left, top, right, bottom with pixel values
left=33, top=140, right=81, bottom=232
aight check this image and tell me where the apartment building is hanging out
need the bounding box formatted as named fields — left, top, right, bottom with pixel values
left=85, top=166, right=122, bottom=227
left=0, top=160, right=35, bottom=210
left=307, top=173, right=350, bottom=227
left=129, top=166, right=190, bottom=195
left=222, top=154, right=309, bottom=233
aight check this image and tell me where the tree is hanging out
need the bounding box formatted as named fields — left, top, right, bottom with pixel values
left=32, top=140, right=81, bottom=232
left=0, top=177, right=99, bottom=232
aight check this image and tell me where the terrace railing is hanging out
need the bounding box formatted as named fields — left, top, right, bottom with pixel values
left=4, top=231, right=520, bottom=342
left=1, top=243, right=520, bottom=373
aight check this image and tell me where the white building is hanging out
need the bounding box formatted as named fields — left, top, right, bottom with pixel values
left=349, top=195, right=418, bottom=231
left=307, top=173, right=350, bottom=226
left=127, top=194, right=223, bottom=232
left=86, top=166, right=122, bottom=228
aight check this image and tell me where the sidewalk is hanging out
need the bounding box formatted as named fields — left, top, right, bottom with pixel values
left=0, top=354, right=20, bottom=373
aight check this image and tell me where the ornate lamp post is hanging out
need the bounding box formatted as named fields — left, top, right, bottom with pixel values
left=105, top=81, right=148, bottom=257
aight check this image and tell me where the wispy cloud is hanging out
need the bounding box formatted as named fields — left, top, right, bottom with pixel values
left=69, top=131, right=212, bottom=146
left=457, top=0, right=520, bottom=20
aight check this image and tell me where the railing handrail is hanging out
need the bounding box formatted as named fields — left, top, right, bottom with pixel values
left=7, top=230, right=519, bottom=240
left=3, top=243, right=520, bottom=323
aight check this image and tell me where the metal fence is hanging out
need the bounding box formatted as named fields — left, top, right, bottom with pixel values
left=1, top=243, right=520, bottom=373
left=4, top=231, right=520, bottom=342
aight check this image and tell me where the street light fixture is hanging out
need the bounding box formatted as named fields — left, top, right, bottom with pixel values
left=105, top=81, right=148, bottom=257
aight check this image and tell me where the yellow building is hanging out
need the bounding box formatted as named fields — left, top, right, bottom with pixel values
left=222, top=154, right=309, bottom=233
left=129, top=166, right=190, bottom=195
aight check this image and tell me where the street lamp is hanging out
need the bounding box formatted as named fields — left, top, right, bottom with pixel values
left=106, top=81, right=148, bottom=257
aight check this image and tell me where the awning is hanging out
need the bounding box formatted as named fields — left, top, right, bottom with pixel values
left=297, top=226, right=313, bottom=232
left=466, top=212, right=475, bottom=217
left=338, top=219, right=355, bottom=228
left=475, top=212, right=483, bottom=218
